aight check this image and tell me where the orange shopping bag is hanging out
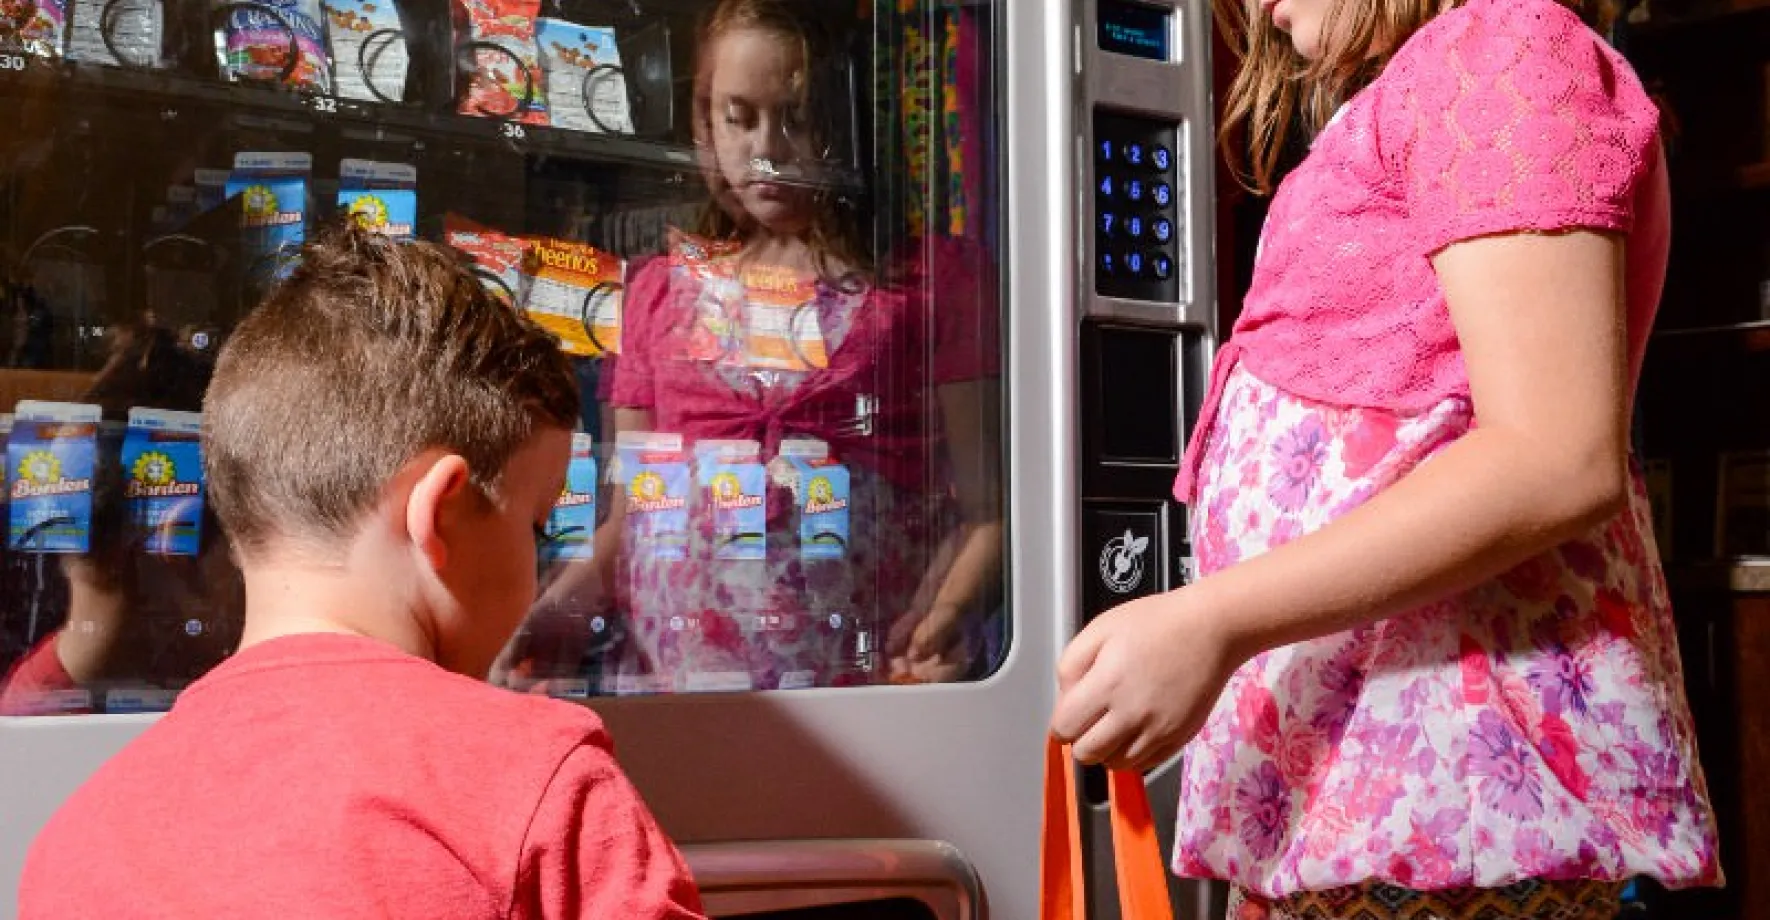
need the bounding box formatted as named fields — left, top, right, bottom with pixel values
left=1039, top=735, right=1176, bottom=920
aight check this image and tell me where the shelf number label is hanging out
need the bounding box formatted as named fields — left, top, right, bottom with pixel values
left=501, top=122, right=527, bottom=141
left=309, top=96, right=338, bottom=114
left=1, top=54, right=26, bottom=72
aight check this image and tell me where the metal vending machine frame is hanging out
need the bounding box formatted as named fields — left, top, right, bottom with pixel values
left=0, top=0, right=1221, bottom=915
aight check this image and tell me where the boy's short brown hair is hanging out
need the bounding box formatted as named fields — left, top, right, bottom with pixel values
left=203, top=222, right=579, bottom=559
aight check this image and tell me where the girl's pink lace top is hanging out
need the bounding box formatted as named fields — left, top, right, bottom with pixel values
left=1176, top=0, right=1667, bottom=502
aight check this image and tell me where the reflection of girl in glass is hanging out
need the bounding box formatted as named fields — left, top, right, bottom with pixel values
left=0, top=325, right=241, bottom=715
left=534, top=0, right=1001, bottom=692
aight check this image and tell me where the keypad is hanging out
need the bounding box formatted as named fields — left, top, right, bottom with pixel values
left=1094, top=111, right=1180, bottom=303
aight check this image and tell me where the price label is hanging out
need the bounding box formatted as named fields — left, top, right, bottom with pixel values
left=309, top=96, right=338, bottom=115
left=500, top=122, right=527, bottom=141
left=0, top=54, right=27, bottom=72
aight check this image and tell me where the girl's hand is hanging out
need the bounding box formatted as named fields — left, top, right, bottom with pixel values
left=1050, top=585, right=1248, bottom=773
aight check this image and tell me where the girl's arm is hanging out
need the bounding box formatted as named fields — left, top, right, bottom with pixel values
left=889, top=378, right=1005, bottom=678
left=1052, top=229, right=1631, bottom=771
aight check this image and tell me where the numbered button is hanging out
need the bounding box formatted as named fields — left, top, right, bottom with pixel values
left=1126, top=179, right=1144, bottom=203
left=1098, top=139, right=1114, bottom=163
left=1126, top=216, right=1144, bottom=239
left=1125, top=251, right=1145, bottom=276
left=1153, top=183, right=1173, bottom=207
left=1153, top=146, right=1173, bottom=172
left=1125, top=143, right=1145, bottom=166
left=1099, top=252, right=1116, bottom=275
left=1152, top=254, right=1173, bottom=279
left=1100, top=212, right=1118, bottom=237
left=1153, top=218, right=1173, bottom=243
left=1098, top=175, right=1114, bottom=198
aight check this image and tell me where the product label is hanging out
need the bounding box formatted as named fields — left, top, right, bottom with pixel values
left=7, top=401, right=100, bottom=554
left=739, top=263, right=826, bottom=371
left=67, top=0, right=163, bottom=67
left=215, top=0, right=331, bottom=93
left=778, top=439, right=847, bottom=560
left=121, top=408, right=204, bottom=556
left=521, top=236, right=621, bottom=356
left=695, top=439, right=764, bottom=561
left=339, top=189, right=415, bottom=239
left=617, top=431, right=688, bottom=561
left=322, top=0, right=406, bottom=102
left=544, top=432, right=596, bottom=562
left=7, top=0, right=68, bottom=58
left=228, top=151, right=312, bottom=283
left=535, top=19, right=631, bottom=134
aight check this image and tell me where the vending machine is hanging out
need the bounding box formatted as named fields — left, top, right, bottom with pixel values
left=0, top=0, right=1219, bottom=913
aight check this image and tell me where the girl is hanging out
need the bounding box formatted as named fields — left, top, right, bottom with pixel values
left=1051, top=0, right=1722, bottom=917
left=549, top=0, right=1002, bottom=692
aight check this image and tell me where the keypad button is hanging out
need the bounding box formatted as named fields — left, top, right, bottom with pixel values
left=1127, top=216, right=1144, bottom=239
left=1100, top=212, right=1117, bottom=237
left=1125, top=143, right=1145, bottom=166
left=1099, top=251, right=1116, bottom=275
left=1098, top=175, right=1113, bottom=197
left=1125, top=251, right=1145, bottom=276
left=1153, top=146, right=1172, bottom=172
left=1153, top=183, right=1173, bottom=207
left=1152, top=254, right=1173, bottom=279
left=1126, top=179, right=1144, bottom=203
left=1099, top=139, right=1114, bottom=163
left=1154, top=218, right=1173, bottom=242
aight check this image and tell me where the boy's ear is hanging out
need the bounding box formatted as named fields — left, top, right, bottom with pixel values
left=406, top=454, right=473, bottom=572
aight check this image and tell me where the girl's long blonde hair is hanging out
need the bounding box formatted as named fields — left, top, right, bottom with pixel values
left=1216, top=0, right=1621, bottom=194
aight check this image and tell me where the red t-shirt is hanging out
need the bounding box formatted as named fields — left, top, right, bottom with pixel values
left=19, top=633, right=706, bottom=920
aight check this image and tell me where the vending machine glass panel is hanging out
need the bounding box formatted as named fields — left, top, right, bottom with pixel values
left=0, top=0, right=1005, bottom=714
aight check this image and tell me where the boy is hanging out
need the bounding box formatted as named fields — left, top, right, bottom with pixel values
left=19, top=225, right=707, bottom=919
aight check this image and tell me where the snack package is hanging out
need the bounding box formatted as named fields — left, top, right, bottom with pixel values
left=4, top=0, right=67, bottom=58
left=695, top=439, right=764, bottom=562
left=773, top=438, right=848, bottom=561
left=214, top=0, right=332, bottom=93
left=521, top=236, right=621, bottom=356
left=7, top=401, right=100, bottom=554
left=322, top=0, right=405, bottom=102
left=120, top=408, right=204, bottom=557
left=337, top=158, right=415, bottom=239
left=444, top=213, right=523, bottom=304
left=616, top=431, right=688, bottom=562
left=226, top=151, right=312, bottom=284
left=543, top=432, right=596, bottom=563
left=535, top=19, right=631, bottom=135
left=66, top=0, right=162, bottom=67
left=454, top=0, right=546, bottom=124
left=738, top=262, right=827, bottom=371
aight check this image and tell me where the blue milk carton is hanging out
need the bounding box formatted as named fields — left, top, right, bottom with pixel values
left=337, top=158, right=417, bottom=241
left=695, top=439, right=765, bottom=562
left=544, top=432, right=597, bottom=563
left=7, top=401, right=101, bottom=553
left=227, top=151, right=312, bottom=284
left=121, top=408, right=205, bottom=556
left=770, top=437, right=859, bottom=688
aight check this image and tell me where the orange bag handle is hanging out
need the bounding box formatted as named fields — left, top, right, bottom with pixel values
left=1039, top=735, right=1176, bottom=920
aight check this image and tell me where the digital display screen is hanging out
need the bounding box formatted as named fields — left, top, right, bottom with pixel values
left=1098, top=0, right=1171, bottom=61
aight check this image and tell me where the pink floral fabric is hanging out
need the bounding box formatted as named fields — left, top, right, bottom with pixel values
left=1176, top=0, right=1668, bottom=501
left=1175, top=364, right=1721, bottom=897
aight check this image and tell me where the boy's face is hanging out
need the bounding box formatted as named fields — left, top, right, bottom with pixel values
left=430, top=427, right=572, bottom=678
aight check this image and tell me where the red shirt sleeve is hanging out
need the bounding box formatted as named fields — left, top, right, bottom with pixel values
left=511, top=743, right=707, bottom=920
left=0, top=635, right=86, bottom=717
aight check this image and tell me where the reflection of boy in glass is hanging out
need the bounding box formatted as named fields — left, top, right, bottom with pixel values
left=528, top=0, right=1002, bottom=691
left=0, top=324, right=241, bottom=715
